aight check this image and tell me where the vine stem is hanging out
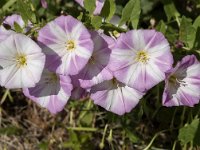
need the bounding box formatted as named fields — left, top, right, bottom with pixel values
left=99, top=124, right=108, bottom=149
left=66, top=127, right=98, bottom=132
left=144, top=128, right=178, bottom=150
left=1, top=89, right=10, bottom=104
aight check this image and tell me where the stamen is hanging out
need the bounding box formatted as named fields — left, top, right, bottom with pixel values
left=169, top=75, right=187, bottom=87
left=136, top=50, right=149, bottom=64
left=66, top=40, right=76, bottom=51
left=16, top=54, right=27, bottom=67
left=176, top=78, right=187, bottom=86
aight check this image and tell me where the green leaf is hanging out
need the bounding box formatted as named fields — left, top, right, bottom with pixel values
left=179, top=16, right=196, bottom=49
left=178, top=118, right=200, bottom=146
left=130, top=0, right=141, bottom=29
left=125, top=129, right=139, bottom=143
left=100, top=0, right=116, bottom=22
left=38, top=141, right=49, bottom=150
left=156, top=20, right=167, bottom=34
left=91, top=16, right=102, bottom=29
left=194, top=27, right=200, bottom=49
left=2, top=0, right=17, bottom=11
left=119, top=0, right=141, bottom=29
left=193, top=16, right=200, bottom=49
left=80, top=113, right=94, bottom=126
left=165, top=26, right=178, bottom=44
left=193, top=16, right=200, bottom=29
left=0, top=126, right=22, bottom=136
left=14, top=22, right=23, bottom=33
left=84, top=0, right=96, bottom=15
left=62, top=130, right=81, bottom=150
left=162, top=0, right=180, bottom=21
left=17, top=0, right=36, bottom=24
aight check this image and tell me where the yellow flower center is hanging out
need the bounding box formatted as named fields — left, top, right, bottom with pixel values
left=136, top=50, right=149, bottom=63
left=16, top=55, right=27, bottom=67
left=66, top=40, right=76, bottom=51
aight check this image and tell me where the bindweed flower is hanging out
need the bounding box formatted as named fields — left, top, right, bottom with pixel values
left=162, top=55, right=200, bottom=107
left=23, top=69, right=73, bottom=114
left=77, top=31, right=115, bottom=89
left=108, top=30, right=173, bottom=92
left=38, top=15, right=93, bottom=75
left=70, top=74, right=88, bottom=100
left=3, top=14, right=32, bottom=33
left=90, top=78, right=144, bottom=115
left=0, top=26, right=15, bottom=43
left=41, top=0, right=48, bottom=8
left=0, top=33, right=45, bottom=89
left=75, top=0, right=104, bottom=15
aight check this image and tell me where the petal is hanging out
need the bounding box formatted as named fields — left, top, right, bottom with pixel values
left=91, top=79, right=144, bottom=115
left=4, top=14, right=25, bottom=29
left=0, top=34, right=45, bottom=89
left=38, top=15, right=93, bottom=75
left=23, top=70, right=73, bottom=114
left=0, top=26, right=15, bottom=43
left=0, top=66, right=36, bottom=89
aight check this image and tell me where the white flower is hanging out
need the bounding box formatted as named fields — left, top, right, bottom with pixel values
left=0, top=34, right=45, bottom=89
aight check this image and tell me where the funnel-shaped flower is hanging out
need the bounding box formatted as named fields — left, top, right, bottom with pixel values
left=90, top=78, right=144, bottom=115
left=75, top=0, right=104, bottom=15
left=0, top=34, right=45, bottom=89
left=162, top=55, right=200, bottom=107
left=77, top=31, right=115, bottom=89
left=109, top=30, right=173, bottom=92
left=23, top=69, right=73, bottom=114
left=4, top=14, right=32, bottom=33
left=38, top=15, right=93, bottom=75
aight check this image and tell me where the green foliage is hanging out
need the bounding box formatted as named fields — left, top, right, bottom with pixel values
left=14, top=22, right=23, bottom=33
left=193, top=16, right=200, bottom=29
left=179, top=16, right=196, bottom=49
left=156, top=20, right=166, bottom=34
left=119, top=0, right=141, bottom=29
left=162, top=0, right=180, bottom=21
left=91, top=16, right=102, bottom=29
left=17, top=0, right=36, bottom=24
left=178, top=118, right=200, bottom=146
left=0, top=126, right=22, bottom=136
left=62, top=130, right=93, bottom=150
left=100, top=0, right=116, bottom=22
left=38, top=141, right=49, bottom=150
left=84, top=0, right=96, bottom=15
left=1, top=0, right=200, bottom=149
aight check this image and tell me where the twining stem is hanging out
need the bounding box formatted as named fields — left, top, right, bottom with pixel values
left=78, top=99, right=92, bottom=122
left=170, top=108, right=177, bottom=129
left=66, top=127, right=98, bottom=132
left=99, top=124, right=108, bottom=149
left=1, top=89, right=10, bottom=105
left=144, top=128, right=178, bottom=150
left=172, top=140, right=177, bottom=150
left=175, top=15, right=180, bottom=27
left=180, top=107, right=186, bottom=127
